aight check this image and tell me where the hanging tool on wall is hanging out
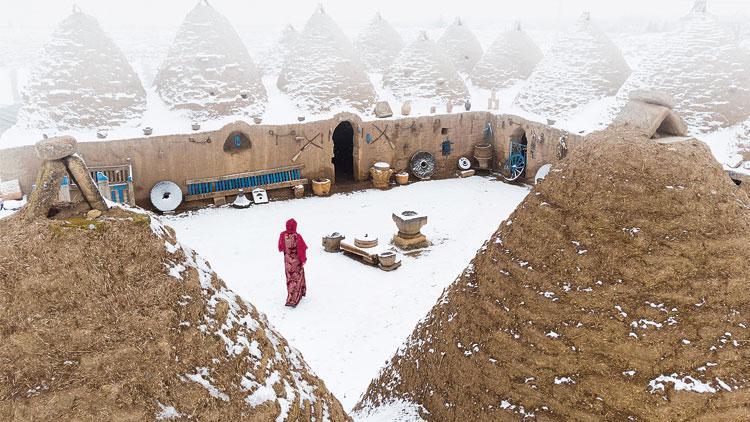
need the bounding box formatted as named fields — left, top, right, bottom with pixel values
left=371, top=124, right=396, bottom=150
left=291, top=133, right=322, bottom=162
left=483, top=122, right=493, bottom=141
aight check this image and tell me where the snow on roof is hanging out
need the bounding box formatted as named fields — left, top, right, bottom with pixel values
left=17, top=7, right=146, bottom=132
left=354, top=13, right=405, bottom=73
left=154, top=1, right=267, bottom=120
left=470, top=22, right=543, bottom=91
left=617, top=2, right=750, bottom=133
left=437, top=17, right=484, bottom=73
left=256, top=24, right=300, bottom=76
left=277, top=6, right=376, bottom=113
left=513, top=13, right=631, bottom=120
left=383, top=31, right=469, bottom=103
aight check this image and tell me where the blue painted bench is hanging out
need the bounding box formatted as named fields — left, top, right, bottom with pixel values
left=68, top=161, right=135, bottom=206
left=185, top=164, right=308, bottom=202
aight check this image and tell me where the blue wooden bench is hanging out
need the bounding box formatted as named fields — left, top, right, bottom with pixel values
left=185, top=165, right=308, bottom=202
left=69, top=161, right=135, bottom=206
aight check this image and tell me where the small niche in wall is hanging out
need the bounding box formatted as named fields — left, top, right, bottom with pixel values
left=441, top=128, right=449, bottom=135
left=223, top=131, right=252, bottom=154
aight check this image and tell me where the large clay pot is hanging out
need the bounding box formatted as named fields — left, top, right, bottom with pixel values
left=370, top=162, right=394, bottom=190
left=474, top=143, right=494, bottom=170
left=392, top=210, right=428, bottom=239
left=401, top=100, right=412, bottom=116
left=322, top=232, right=345, bottom=253
left=312, top=178, right=331, bottom=196
left=395, top=171, right=409, bottom=185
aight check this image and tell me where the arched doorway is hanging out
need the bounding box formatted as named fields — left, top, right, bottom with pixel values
left=332, top=121, right=354, bottom=181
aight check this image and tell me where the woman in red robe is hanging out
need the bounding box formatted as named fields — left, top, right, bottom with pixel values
left=278, top=218, right=308, bottom=307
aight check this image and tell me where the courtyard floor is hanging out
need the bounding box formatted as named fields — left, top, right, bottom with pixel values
left=163, top=176, right=529, bottom=411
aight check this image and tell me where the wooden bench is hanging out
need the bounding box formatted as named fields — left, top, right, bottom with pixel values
left=185, top=165, right=308, bottom=202
left=68, top=160, right=135, bottom=206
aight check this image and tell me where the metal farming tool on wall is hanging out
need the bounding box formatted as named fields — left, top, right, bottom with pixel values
left=291, top=133, right=322, bottom=162
left=371, top=124, right=396, bottom=149
left=501, top=141, right=527, bottom=182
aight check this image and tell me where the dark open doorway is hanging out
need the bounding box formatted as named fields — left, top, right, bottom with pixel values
left=332, top=121, right=355, bottom=181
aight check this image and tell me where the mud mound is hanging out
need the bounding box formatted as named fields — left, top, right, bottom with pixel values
left=18, top=8, right=146, bottom=131
left=0, top=208, right=348, bottom=420
left=277, top=6, right=376, bottom=113
left=356, top=130, right=750, bottom=420
left=154, top=2, right=267, bottom=119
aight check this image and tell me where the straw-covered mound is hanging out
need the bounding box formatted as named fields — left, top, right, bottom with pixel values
left=277, top=6, right=376, bottom=113
left=354, top=13, right=405, bottom=73
left=256, top=25, right=300, bottom=76
left=618, top=2, right=750, bottom=133
left=0, top=207, right=348, bottom=420
left=383, top=31, right=469, bottom=103
left=154, top=1, right=267, bottom=119
left=356, top=129, right=750, bottom=420
left=470, top=22, right=543, bottom=91
left=18, top=8, right=146, bottom=131
left=514, top=13, right=631, bottom=120
left=437, top=18, right=484, bottom=73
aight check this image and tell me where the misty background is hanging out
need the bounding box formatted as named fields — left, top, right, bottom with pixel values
left=1, top=0, right=749, bottom=104
left=2, top=0, right=750, bottom=29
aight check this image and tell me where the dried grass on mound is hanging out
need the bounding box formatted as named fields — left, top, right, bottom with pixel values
left=356, top=129, right=750, bottom=421
left=0, top=207, right=349, bottom=421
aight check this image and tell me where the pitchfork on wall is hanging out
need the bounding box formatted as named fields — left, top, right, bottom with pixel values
left=291, top=133, right=322, bottom=162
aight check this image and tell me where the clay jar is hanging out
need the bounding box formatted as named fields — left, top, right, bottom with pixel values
left=312, top=178, right=331, bottom=196
left=395, top=171, right=409, bottom=185
left=370, top=162, right=394, bottom=190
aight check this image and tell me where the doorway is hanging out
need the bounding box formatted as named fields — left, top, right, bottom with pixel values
left=501, top=127, right=528, bottom=182
left=332, top=121, right=355, bottom=181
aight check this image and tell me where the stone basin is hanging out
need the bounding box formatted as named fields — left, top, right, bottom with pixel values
left=392, top=210, right=427, bottom=239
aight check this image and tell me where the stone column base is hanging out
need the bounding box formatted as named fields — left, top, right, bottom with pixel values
left=393, top=233, right=428, bottom=250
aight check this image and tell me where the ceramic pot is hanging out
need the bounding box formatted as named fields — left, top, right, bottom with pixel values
left=370, top=163, right=394, bottom=190
left=312, top=178, right=331, bottom=196
left=293, top=184, right=305, bottom=199
left=322, top=232, right=345, bottom=253
left=378, top=251, right=397, bottom=267
left=474, top=143, right=493, bottom=169
left=395, top=171, right=409, bottom=185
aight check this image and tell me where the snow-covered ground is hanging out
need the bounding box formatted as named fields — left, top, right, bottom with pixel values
left=163, top=177, right=529, bottom=411
left=0, top=197, right=25, bottom=220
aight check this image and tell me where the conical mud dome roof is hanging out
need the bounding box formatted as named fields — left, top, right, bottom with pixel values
left=618, top=1, right=750, bottom=132
left=0, top=207, right=349, bottom=420
left=471, top=22, right=543, bottom=91
left=513, top=13, right=631, bottom=119
left=437, top=17, right=484, bottom=73
left=383, top=31, right=469, bottom=103
left=356, top=129, right=750, bottom=420
left=277, top=6, right=376, bottom=113
left=354, top=13, right=405, bottom=73
left=18, top=6, right=146, bottom=131
left=155, top=1, right=267, bottom=119
left=256, top=25, right=300, bottom=76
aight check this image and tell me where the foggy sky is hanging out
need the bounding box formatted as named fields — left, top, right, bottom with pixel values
left=2, top=0, right=749, bottom=29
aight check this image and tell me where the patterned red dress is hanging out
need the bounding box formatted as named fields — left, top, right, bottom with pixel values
left=278, top=219, right=308, bottom=307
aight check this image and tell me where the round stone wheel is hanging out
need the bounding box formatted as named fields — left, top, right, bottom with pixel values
left=410, top=151, right=436, bottom=180
left=150, top=181, right=183, bottom=212
left=457, top=156, right=472, bottom=171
